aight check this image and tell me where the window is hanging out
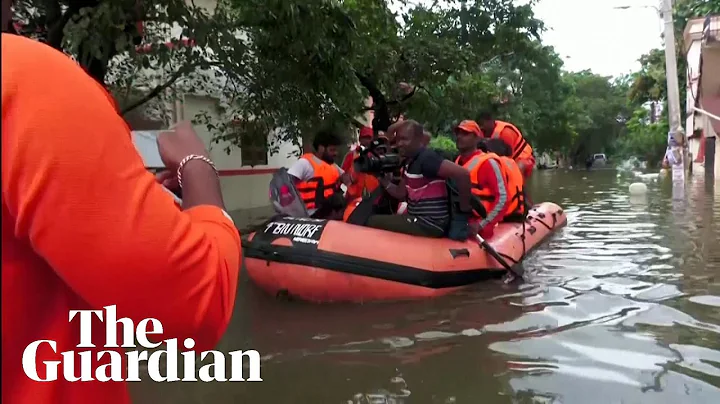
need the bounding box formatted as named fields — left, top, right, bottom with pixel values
left=232, top=120, right=268, bottom=167
left=241, top=141, right=269, bottom=166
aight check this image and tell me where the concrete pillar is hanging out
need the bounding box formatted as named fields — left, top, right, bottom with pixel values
left=706, top=136, right=716, bottom=181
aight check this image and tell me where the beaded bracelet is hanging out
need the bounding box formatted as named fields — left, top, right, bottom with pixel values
left=177, top=154, right=217, bottom=189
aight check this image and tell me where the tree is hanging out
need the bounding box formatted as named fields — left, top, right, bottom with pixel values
left=200, top=0, right=366, bottom=154
left=615, top=108, right=669, bottom=167
left=200, top=0, right=554, bottom=154
left=8, top=0, right=655, bottom=163
left=628, top=48, right=666, bottom=122
left=561, top=71, right=631, bottom=163
left=13, top=0, right=248, bottom=122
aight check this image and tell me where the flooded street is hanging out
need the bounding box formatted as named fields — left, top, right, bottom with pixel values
left=132, top=168, right=720, bottom=404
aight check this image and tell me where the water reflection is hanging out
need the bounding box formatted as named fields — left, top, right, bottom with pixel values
left=131, top=169, right=720, bottom=403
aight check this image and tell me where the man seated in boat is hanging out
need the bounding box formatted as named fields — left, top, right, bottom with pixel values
left=454, top=120, right=511, bottom=239
left=288, top=128, right=351, bottom=219
left=478, top=112, right=535, bottom=179
left=481, top=138, right=530, bottom=223
left=364, top=120, right=473, bottom=239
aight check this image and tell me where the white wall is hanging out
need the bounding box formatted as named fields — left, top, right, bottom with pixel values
left=179, top=94, right=299, bottom=211
left=686, top=38, right=702, bottom=170
left=686, top=40, right=702, bottom=133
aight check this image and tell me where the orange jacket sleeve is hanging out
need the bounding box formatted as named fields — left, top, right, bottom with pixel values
left=1, top=35, right=240, bottom=351
left=475, top=159, right=509, bottom=230
left=500, top=127, right=534, bottom=161
left=341, top=151, right=355, bottom=172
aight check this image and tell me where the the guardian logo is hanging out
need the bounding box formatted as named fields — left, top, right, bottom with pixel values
left=22, top=305, right=262, bottom=382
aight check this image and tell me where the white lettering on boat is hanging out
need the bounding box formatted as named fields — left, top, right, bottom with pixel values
left=264, top=221, right=323, bottom=242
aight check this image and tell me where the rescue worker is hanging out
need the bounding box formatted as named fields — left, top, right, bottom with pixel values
left=2, top=33, right=241, bottom=404
left=453, top=120, right=509, bottom=239
left=478, top=112, right=535, bottom=178
left=341, top=126, right=380, bottom=201
left=366, top=120, right=473, bottom=239
left=288, top=128, right=350, bottom=218
left=481, top=138, right=530, bottom=222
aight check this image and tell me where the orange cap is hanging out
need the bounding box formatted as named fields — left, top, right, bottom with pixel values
left=455, top=120, right=481, bottom=136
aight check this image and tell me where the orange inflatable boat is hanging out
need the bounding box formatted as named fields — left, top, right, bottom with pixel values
left=242, top=202, right=567, bottom=303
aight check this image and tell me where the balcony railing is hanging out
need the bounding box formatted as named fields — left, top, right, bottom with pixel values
left=703, top=16, right=720, bottom=47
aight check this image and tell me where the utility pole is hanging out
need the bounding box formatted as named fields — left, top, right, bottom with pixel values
left=660, top=0, right=687, bottom=187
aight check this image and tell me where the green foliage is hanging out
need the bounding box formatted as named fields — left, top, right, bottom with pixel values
left=10, top=0, right=714, bottom=165
left=560, top=71, right=633, bottom=162
left=629, top=48, right=667, bottom=105
left=429, top=135, right=457, bottom=154
left=615, top=109, right=669, bottom=167
left=14, top=0, right=248, bottom=126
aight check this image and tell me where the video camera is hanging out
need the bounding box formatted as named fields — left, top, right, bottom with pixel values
left=353, top=137, right=403, bottom=175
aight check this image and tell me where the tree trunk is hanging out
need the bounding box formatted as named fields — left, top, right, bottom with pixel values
left=650, top=101, right=657, bottom=123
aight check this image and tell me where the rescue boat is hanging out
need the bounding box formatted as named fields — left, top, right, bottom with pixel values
left=242, top=202, right=567, bottom=303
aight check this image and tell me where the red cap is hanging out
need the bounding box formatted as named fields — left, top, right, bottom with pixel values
left=359, top=126, right=373, bottom=138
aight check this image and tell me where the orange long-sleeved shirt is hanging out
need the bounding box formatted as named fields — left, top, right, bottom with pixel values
left=457, top=151, right=508, bottom=239
left=2, top=34, right=241, bottom=404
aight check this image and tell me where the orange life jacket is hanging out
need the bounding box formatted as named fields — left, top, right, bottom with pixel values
left=456, top=152, right=527, bottom=220
left=455, top=152, right=506, bottom=219
left=295, top=153, right=341, bottom=210
left=490, top=120, right=533, bottom=162
left=345, top=150, right=380, bottom=200
left=498, top=155, right=528, bottom=221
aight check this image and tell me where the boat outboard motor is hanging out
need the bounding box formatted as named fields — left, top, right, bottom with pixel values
left=269, top=167, right=309, bottom=218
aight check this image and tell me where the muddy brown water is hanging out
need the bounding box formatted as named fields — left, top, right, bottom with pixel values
left=132, top=168, right=720, bottom=404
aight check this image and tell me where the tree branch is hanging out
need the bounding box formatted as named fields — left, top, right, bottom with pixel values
left=46, top=4, right=77, bottom=49
left=355, top=71, right=392, bottom=132
left=120, top=65, right=194, bottom=115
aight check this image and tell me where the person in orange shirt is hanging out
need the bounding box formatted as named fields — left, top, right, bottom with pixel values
left=453, top=120, right=509, bottom=239
left=478, top=112, right=535, bottom=178
left=481, top=138, right=530, bottom=222
left=341, top=126, right=380, bottom=201
left=2, top=33, right=241, bottom=404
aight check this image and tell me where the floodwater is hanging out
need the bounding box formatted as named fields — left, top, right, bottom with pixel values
left=132, top=168, right=720, bottom=404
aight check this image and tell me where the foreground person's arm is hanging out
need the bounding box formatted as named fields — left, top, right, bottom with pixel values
left=2, top=62, right=240, bottom=350
left=437, top=160, right=472, bottom=213
left=179, top=160, right=226, bottom=209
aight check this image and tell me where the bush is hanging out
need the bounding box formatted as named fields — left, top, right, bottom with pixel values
left=615, top=109, right=668, bottom=167
left=428, top=135, right=458, bottom=160
left=429, top=135, right=457, bottom=152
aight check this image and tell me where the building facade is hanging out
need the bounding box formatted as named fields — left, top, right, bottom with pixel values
left=124, top=0, right=299, bottom=214
left=684, top=16, right=720, bottom=179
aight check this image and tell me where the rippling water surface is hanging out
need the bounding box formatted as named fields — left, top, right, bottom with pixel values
left=133, top=168, right=720, bottom=404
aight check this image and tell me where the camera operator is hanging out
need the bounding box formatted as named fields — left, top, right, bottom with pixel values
left=364, top=120, right=473, bottom=239
left=341, top=126, right=380, bottom=202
